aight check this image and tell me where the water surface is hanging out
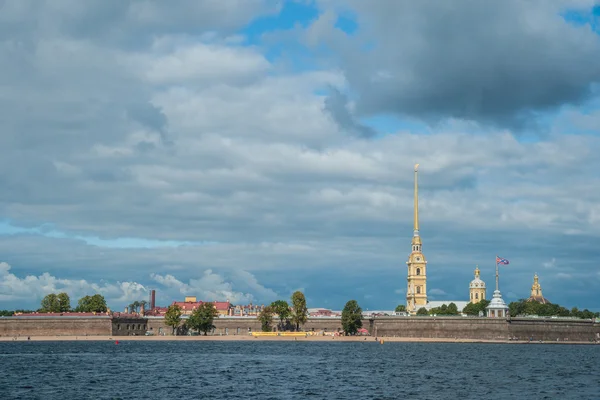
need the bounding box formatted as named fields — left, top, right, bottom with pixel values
left=1, top=341, right=598, bottom=399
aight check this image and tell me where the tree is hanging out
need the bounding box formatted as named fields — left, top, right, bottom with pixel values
left=128, top=300, right=141, bottom=313
left=57, top=293, right=71, bottom=312
left=395, top=304, right=406, bottom=313
left=447, top=303, right=459, bottom=315
left=290, top=291, right=308, bottom=331
left=270, top=300, right=291, bottom=331
left=258, top=306, right=274, bottom=332
left=40, top=293, right=60, bottom=313
left=75, top=294, right=108, bottom=313
left=164, top=304, right=183, bottom=335
left=341, top=300, right=362, bottom=336
left=416, top=307, right=429, bottom=316
left=463, top=300, right=490, bottom=316
left=187, top=302, right=220, bottom=335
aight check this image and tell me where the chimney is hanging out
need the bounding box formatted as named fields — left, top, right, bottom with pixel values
left=140, top=303, right=145, bottom=316
left=150, top=289, right=156, bottom=310
left=124, top=306, right=128, bottom=313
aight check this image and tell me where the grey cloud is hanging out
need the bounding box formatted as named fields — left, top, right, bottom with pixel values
left=0, top=2, right=599, bottom=311
left=313, top=0, right=600, bottom=127
left=0, top=0, right=277, bottom=47
left=323, top=86, right=377, bottom=138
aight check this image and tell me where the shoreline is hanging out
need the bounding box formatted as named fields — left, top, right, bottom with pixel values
left=1, top=335, right=597, bottom=345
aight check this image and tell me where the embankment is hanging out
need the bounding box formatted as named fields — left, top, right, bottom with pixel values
left=1, top=316, right=598, bottom=343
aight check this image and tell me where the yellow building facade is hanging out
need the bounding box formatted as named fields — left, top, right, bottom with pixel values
left=469, top=266, right=486, bottom=304
left=406, top=164, right=427, bottom=314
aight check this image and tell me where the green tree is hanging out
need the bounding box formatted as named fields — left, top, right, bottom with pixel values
left=76, top=294, right=108, bottom=313
left=416, top=307, right=429, bottom=316
left=462, top=299, right=490, bottom=316
left=394, top=304, right=406, bottom=313
left=129, top=300, right=141, bottom=313
left=341, top=300, right=362, bottom=336
left=57, top=292, right=71, bottom=312
left=258, top=306, right=274, bottom=332
left=446, top=303, right=459, bottom=315
left=40, top=293, right=60, bottom=313
left=270, top=300, right=291, bottom=331
left=290, top=291, right=308, bottom=331
left=164, top=304, right=183, bottom=335
left=187, top=302, right=220, bottom=335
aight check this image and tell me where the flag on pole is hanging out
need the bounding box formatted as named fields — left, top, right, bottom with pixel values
left=496, top=256, right=509, bottom=265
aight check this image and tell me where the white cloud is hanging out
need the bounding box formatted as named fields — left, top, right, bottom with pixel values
left=150, top=269, right=277, bottom=305
left=0, top=262, right=146, bottom=306
left=0, top=261, right=277, bottom=309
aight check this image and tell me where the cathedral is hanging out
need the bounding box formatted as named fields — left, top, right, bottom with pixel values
left=527, top=273, right=550, bottom=304
left=469, top=267, right=486, bottom=304
left=403, top=164, right=544, bottom=316
left=406, top=164, right=427, bottom=314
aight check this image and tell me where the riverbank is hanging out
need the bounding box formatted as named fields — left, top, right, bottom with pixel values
left=1, top=335, right=597, bottom=344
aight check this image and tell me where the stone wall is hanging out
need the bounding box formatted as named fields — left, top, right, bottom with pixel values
left=369, top=317, right=509, bottom=340
left=508, top=318, right=600, bottom=342
left=369, top=316, right=599, bottom=342
left=0, top=316, right=112, bottom=337
left=2, top=315, right=598, bottom=341
left=111, top=317, right=148, bottom=336
left=146, top=317, right=343, bottom=336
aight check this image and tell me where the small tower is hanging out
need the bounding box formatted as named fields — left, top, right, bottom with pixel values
left=486, top=259, right=509, bottom=318
left=406, top=164, right=427, bottom=314
left=469, top=266, right=486, bottom=304
left=527, top=273, right=550, bottom=304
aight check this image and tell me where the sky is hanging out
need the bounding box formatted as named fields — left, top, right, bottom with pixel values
left=1, top=0, right=600, bottom=312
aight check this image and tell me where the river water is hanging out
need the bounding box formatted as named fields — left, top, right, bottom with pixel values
left=1, top=341, right=598, bottom=399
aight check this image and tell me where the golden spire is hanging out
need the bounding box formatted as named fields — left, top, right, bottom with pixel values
left=475, top=265, right=480, bottom=278
left=414, top=163, right=419, bottom=234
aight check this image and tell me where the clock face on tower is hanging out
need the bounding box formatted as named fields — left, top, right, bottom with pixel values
left=416, top=257, right=421, bottom=261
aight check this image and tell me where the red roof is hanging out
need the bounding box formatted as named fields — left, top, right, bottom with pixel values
left=170, top=300, right=231, bottom=311
left=213, top=301, right=230, bottom=311
left=171, top=301, right=202, bottom=311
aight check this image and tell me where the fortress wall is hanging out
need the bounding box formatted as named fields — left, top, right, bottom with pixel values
left=2, top=316, right=598, bottom=341
left=508, top=318, right=599, bottom=342
left=369, top=317, right=510, bottom=340
left=111, top=317, right=148, bottom=336
left=0, top=317, right=112, bottom=337
left=147, top=317, right=342, bottom=335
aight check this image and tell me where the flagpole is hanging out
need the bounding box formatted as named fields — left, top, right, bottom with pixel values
left=495, top=255, right=499, bottom=291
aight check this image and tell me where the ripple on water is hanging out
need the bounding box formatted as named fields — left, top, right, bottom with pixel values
left=0, top=341, right=599, bottom=399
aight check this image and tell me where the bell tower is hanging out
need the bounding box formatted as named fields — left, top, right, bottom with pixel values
left=406, top=164, right=427, bottom=314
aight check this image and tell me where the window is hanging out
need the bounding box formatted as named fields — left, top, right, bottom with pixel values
left=416, top=286, right=421, bottom=294
left=470, top=293, right=473, bottom=300
left=475, top=293, right=479, bottom=299
left=416, top=268, right=421, bottom=276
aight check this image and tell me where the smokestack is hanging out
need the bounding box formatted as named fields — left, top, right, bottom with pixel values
left=150, top=289, right=156, bottom=310
left=140, top=303, right=145, bottom=316
left=124, top=306, right=128, bottom=313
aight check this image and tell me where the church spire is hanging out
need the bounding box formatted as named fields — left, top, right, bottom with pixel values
left=414, top=163, right=419, bottom=236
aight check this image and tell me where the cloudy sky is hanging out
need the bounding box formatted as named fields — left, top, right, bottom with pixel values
left=1, top=0, right=599, bottom=312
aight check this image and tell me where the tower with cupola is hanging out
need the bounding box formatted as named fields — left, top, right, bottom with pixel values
left=469, top=266, right=486, bottom=304
left=406, top=164, right=427, bottom=314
